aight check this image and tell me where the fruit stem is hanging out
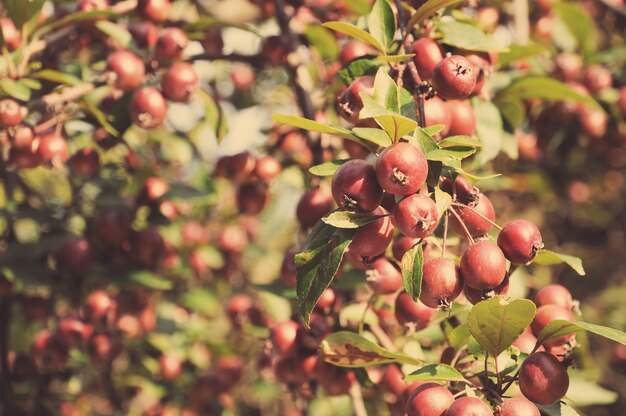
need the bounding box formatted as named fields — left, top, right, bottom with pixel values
left=349, top=380, right=368, bottom=416
left=442, top=210, right=449, bottom=257
left=495, top=354, right=502, bottom=392
left=358, top=294, right=376, bottom=336
left=451, top=201, right=503, bottom=230
left=448, top=207, right=475, bottom=244
left=370, top=323, right=398, bottom=352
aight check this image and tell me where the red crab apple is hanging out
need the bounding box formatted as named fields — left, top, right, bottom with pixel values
left=461, top=241, right=507, bottom=290
left=375, top=142, right=428, bottom=195
left=497, top=219, right=544, bottom=264
left=366, top=257, right=403, bottom=295
left=331, top=159, right=383, bottom=212
left=106, top=50, right=145, bottom=92
left=444, top=397, right=492, bottom=416
left=348, top=206, right=394, bottom=258
left=156, top=27, right=189, bottom=61
left=394, top=194, right=438, bottom=239
left=394, top=291, right=437, bottom=330
left=406, top=382, right=454, bottom=416
left=138, top=0, right=171, bottom=22
left=411, top=38, right=443, bottom=81
left=130, top=87, right=167, bottom=128
left=420, top=258, right=463, bottom=309
left=432, top=55, right=477, bottom=100
left=161, top=62, right=199, bottom=102
left=519, top=352, right=569, bottom=405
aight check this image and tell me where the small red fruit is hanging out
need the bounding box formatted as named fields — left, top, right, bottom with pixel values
left=534, top=284, right=574, bottom=310
left=270, top=320, right=300, bottom=356
left=218, top=225, right=249, bottom=253
left=394, top=194, right=438, bottom=239
left=348, top=206, right=394, bottom=258
left=88, top=332, right=123, bottom=366
left=375, top=142, right=428, bottom=195
left=160, top=354, right=182, bottom=380
left=496, top=397, right=540, bottom=416
left=519, top=352, right=569, bottom=405
left=394, top=292, right=437, bottom=331
left=497, top=219, right=544, bottom=264
left=254, top=155, right=282, bottom=183
left=236, top=182, right=269, bottom=215
left=94, top=208, right=133, bottom=246
left=411, top=38, right=443, bottom=81
left=54, top=237, right=94, bottom=278
left=531, top=305, right=575, bottom=347
left=444, top=397, right=492, bottom=416
left=460, top=241, right=507, bottom=290
left=0, top=99, right=25, bottom=127
left=138, top=0, right=170, bottom=22
left=128, top=20, right=159, bottom=47
left=440, top=176, right=479, bottom=206
left=215, top=151, right=256, bottom=183
left=0, top=18, right=21, bottom=50
left=130, top=87, right=168, bottom=128
left=71, top=147, right=100, bottom=176
left=132, top=228, right=166, bottom=269
left=331, top=159, right=383, bottom=212
left=462, top=276, right=509, bottom=305
left=446, top=100, right=476, bottom=136
left=406, top=382, right=454, bottom=416
left=106, top=50, right=145, bottom=92
left=8, top=125, right=35, bottom=150
left=450, top=193, right=496, bottom=238
left=37, top=133, right=69, bottom=164
left=392, top=235, right=420, bottom=261
left=296, top=188, right=334, bottom=228
left=161, top=62, right=199, bottom=102
left=336, top=76, right=375, bottom=124
left=366, top=257, right=403, bottom=295
left=417, top=96, right=452, bottom=137
left=583, top=64, right=612, bottom=94
left=432, top=55, right=477, bottom=100
left=340, top=41, right=377, bottom=65
left=156, top=27, right=189, bottom=61
left=83, top=290, right=116, bottom=325
left=420, top=258, right=463, bottom=309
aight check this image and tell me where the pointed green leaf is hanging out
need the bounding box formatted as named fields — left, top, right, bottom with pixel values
left=434, top=187, right=452, bottom=226
left=553, top=2, right=596, bottom=54
left=320, top=331, right=423, bottom=367
left=401, top=244, right=423, bottom=301
left=498, top=43, right=548, bottom=67
left=95, top=21, right=132, bottom=47
left=536, top=403, right=582, bottom=416
left=0, top=79, right=31, bottom=101
left=451, top=166, right=501, bottom=181
left=360, top=95, right=417, bottom=141
left=377, top=54, right=415, bottom=63
left=352, top=127, right=392, bottom=148
left=438, top=135, right=482, bottom=149
left=412, top=127, right=440, bottom=154
left=309, top=159, right=351, bottom=176
left=32, top=70, right=81, bottom=86
left=322, top=21, right=385, bottom=53
left=368, top=0, right=396, bottom=50
left=6, top=0, right=46, bottom=28
left=296, top=222, right=356, bottom=325
left=272, top=114, right=359, bottom=140
left=322, top=210, right=388, bottom=229
left=473, top=98, right=504, bottom=164
left=407, top=0, right=464, bottom=33
left=537, top=320, right=626, bottom=347
left=467, top=297, right=536, bottom=357
left=426, top=147, right=477, bottom=162
left=405, top=363, right=467, bottom=383
left=127, top=271, right=174, bottom=290
left=497, top=76, right=603, bottom=112
left=305, top=25, right=340, bottom=61
left=338, top=58, right=380, bottom=85
left=437, top=20, right=501, bottom=52
left=534, top=249, right=585, bottom=276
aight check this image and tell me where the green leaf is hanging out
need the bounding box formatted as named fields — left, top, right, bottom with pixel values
left=423, top=124, right=445, bottom=136
left=437, top=20, right=501, bottom=52
left=339, top=303, right=379, bottom=327
left=373, top=67, right=401, bottom=113
left=127, top=271, right=174, bottom=290
left=473, top=98, right=504, bottom=164
left=406, top=0, right=464, bottom=33
left=566, top=379, right=618, bottom=406
left=438, top=135, right=482, bottom=149
left=537, top=320, right=626, bottom=347
left=426, top=160, right=443, bottom=188
left=181, top=289, right=220, bottom=316
left=0, top=78, right=31, bottom=101
left=18, top=78, right=41, bottom=90
left=196, top=88, right=227, bottom=142
left=401, top=244, right=423, bottom=301
left=34, top=10, right=114, bottom=37
left=95, top=21, right=133, bottom=48
left=426, top=147, right=476, bottom=162
left=32, top=70, right=82, bottom=86
left=536, top=403, right=582, bottom=416
left=553, top=2, right=596, bottom=54
left=345, top=0, right=373, bottom=15
left=296, top=222, right=356, bottom=325
left=322, top=210, right=388, bottom=229
left=405, top=363, right=467, bottom=383
left=368, top=0, right=396, bottom=51
left=305, top=25, right=339, bottom=61
left=338, top=58, right=380, bottom=85
left=360, top=95, right=417, bottom=141
left=449, top=323, right=471, bottom=350
left=451, top=166, right=501, bottom=181
left=377, top=54, right=415, bottom=63
left=434, top=187, right=452, bottom=225
left=352, top=127, right=392, bottom=148
left=496, top=76, right=603, bottom=112
left=497, top=98, right=526, bottom=128
left=412, top=127, right=440, bottom=154
left=6, top=0, right=46, bottom=28
left=272, top=114, right=358, bottom=141
left=467, top=297, right=536, bottom=357
left=322, top=21, right=385, bottom=53
left=81, top=100, right=119, bottom=137
left=309, top=160, right=351, bottom=176
left=497, top=43, right=548, bottom=67
left=319, top=331, right=423, bottom=367
left=534, top=249, right=585, bottom=276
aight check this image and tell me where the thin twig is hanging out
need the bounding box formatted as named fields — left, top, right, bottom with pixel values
left=349, top=381, right=368, bottom=416
left=187, top=52, right=266, bottom=67
left=28, top=82, right=98, bottom=111
left=370, top=323, right=398, bottom=352
left=448, top=207, right=475, bottom=244
left=442, top=210, right=449, bottom=257
left=451, top=202, right=502, bottom=230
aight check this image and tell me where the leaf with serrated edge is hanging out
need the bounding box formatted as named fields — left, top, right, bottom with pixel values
left=296, top=223, right=355, bottom=325
left=467, top=297, right=536, bottom=357
left=401, top=244, right=423, bottom=301
left=272, top=114, right=358, bottom=140
left=309, top=160, right=351, bottom=176
left=405, top=364, right=468, bottom=382
left=322, top=21, right=385, bottom=53
left=538, top=319, right=626, bottom=346
left=320, top=331, right=423, bottom=367
left=534, top=249, right=585, bottom=276
left=322, top=211, right=387, bottom=229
